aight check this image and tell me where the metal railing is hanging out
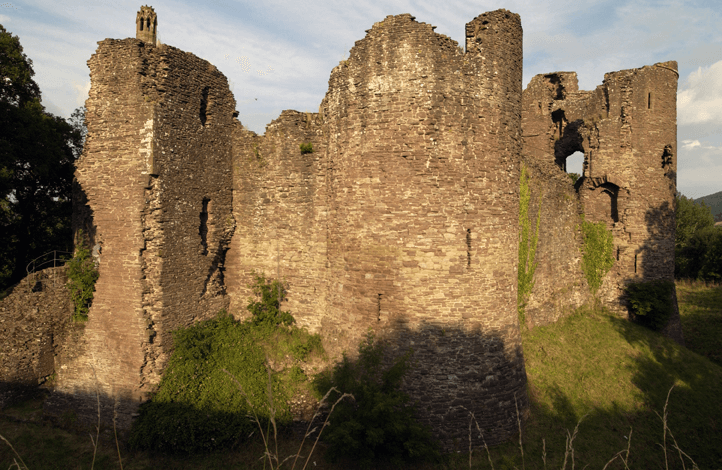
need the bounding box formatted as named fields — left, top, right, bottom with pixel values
left=25, top=250, right=73, bottom=289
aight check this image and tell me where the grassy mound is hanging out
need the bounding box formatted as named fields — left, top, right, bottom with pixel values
left=486, top=302, right=722, bottom=469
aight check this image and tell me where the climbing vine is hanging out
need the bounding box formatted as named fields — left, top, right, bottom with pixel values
left=66, top=237, right=99, bottom=322
left=580, top=217, right=615, bottom=294
left=518, top=163, right=542, bottom=325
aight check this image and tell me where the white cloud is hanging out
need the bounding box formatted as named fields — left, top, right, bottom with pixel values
left=678, top=140, right=722, bottom=199
left=0, top=14, right=11, bottom=23
left=678, top=60, right=722, bottom=125
left=73, top=80, right=90, bottom=107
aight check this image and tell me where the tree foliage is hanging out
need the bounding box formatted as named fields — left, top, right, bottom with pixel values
left=675, top=193, right=722, bottom=280
left=0, top=25, right=81, bottom=289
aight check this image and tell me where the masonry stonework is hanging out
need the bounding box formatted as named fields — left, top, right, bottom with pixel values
left=521, top=64, right=682, bottom=341
left=0, top=5, right=678, bottom=448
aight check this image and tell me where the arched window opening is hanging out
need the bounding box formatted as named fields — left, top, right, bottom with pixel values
left=565, top=151, right=584, bottom=181
left=139, top=18, right=144, bottom=31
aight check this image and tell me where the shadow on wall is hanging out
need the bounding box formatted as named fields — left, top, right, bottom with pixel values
left=632, top=197, right=683, bottom=343
left=31, top=322, right=528, bottom=452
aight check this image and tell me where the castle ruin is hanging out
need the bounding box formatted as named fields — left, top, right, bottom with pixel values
left=0, top=6, right=680, bottom=447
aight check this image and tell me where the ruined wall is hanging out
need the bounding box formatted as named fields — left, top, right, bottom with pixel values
left=47, top=38, right=236, bottom=427
left=0, top=267, right=76, bottom=408
left=226, top=111, right=329, bottom=329
left=521, top=63, right=681, bottom=339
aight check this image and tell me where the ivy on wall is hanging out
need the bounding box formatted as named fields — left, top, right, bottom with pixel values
left=65, top=238, right=99, bottom=322
left=580, top=218, right=615, bottom=294
left=518, top=163, right=542, bottom=325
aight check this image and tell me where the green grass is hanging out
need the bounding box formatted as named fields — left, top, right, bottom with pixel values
left=677, top=280, right=722, bottom=367
left=3, top=285, right=722, bottom=469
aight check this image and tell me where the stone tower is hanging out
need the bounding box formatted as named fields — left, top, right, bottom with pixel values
left=46, top=6, right=236, bottom=427
left=136, top=5, right=157, bottom=44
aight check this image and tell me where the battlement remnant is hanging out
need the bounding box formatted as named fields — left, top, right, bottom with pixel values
left=136, top=5, right=157, bottom=44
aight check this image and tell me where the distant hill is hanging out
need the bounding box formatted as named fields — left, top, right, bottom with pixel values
left=696, top=190, right=722, bottom=222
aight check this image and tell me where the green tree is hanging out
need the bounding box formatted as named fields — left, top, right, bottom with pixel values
left=675, top=193, right=716, bottom=279
left=0, top=25, right=80, bottom=289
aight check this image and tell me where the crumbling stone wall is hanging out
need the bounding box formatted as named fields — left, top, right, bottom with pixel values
left=226, top=111, right=329, bottom=330
left=46, top=36, right=236, bottom=428
left=521, top=63, right=681, bottom=340
left=0, top=267, right=76, bottom=408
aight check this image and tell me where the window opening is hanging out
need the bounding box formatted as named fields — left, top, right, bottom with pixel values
left=200, top=198, right=210, bottom=255
left=377, top=293, right=382, bottom=322
left=466, top=229, right=472, bottom=267
left=634, top=254, right=638, bottom=273
left=140, top=19, right=144, bottom=31
left=648, top=92, right=652, bottom=109
left=200, top=87, right=210, bottom=126
left=566, top=151, right=584, bottom=177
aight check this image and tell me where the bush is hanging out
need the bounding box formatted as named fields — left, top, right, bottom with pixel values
left=65, top=242, right=99, bottom=321
left=299, top=142, right=313, bottom=154
left=580, top=218, right=615, bottom=294
left=246, top=272, right=294, bottom=327
left=129, top=275, right=323, bottom=454
left=625, top=279, right=675, bottom=330
left=315, top=332, right=440, bottom=467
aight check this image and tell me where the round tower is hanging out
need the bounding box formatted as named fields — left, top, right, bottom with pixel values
left=136, top=5, right=157, bottom=45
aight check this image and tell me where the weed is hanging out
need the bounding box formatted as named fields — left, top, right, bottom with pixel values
left=299, top=142, right=314, bottom=154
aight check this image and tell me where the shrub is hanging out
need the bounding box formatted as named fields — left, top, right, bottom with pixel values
left=299, top=142, right=313, bottom=154
left=246, top=272, right=294, bottom=327
left=625, top=279, right=675, bottom=330
left=129, top=276, right=323, bottom=454
left=315, top=332, right=440, bottom=467
left=65, top=242, right=99, bottom=322
left=580, top=218, right=615, bottom=294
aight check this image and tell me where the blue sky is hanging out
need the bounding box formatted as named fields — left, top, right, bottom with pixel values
left=2, top=0, right=720, bottom=198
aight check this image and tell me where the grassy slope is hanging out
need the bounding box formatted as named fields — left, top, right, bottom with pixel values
left=2, top=285, right=722, bottom=469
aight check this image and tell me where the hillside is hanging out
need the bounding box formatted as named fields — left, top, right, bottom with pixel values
left=696, top=190, right=722, bottom=221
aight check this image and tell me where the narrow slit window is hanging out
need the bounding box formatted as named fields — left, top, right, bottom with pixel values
left=634, top=254, right=638, bottom=273
left=377, top=294, right=382, bottom=322
left=466, top=229, right=472, bottom=267
left=200, top=87, right=210, bottom=126
left=648, top=92, right=652, bottom=109
left=200, top=198, right=210, bottom=255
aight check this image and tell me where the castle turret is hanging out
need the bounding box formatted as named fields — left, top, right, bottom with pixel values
left=136, top=5, right=157, bottom=44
